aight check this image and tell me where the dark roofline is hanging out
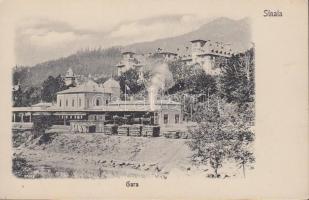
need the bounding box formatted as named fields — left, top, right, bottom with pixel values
left=116, top=64, right=125, bottom=67
left=197, top=53, right=231, bottom=58
left=190, top=39, right=208, bottom=43
left=57, top=91, right=112, bottom=94
left=122, top=51, right=135, bottom=55
left=158, top=52, right=178, bottom=56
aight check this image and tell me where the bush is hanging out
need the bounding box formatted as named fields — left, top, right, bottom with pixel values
left=12, top=156, right=35, bottom=178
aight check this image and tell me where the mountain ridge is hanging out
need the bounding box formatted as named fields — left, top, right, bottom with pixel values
left=124, top=17, right=251, bottom=54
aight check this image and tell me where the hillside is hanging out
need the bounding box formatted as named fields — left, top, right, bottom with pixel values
left=14, top=17, right=251, bottom=87
left=14, top=47, right=122, bottom=87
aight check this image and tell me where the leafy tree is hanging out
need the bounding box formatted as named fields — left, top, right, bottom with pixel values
left=219, top=48, right=255, bottom=104
left=188, top=98, right=255, bottom=178
left=12, top=86, right=23, bottom=107
left=41, top=75, right=67, bottom=102
left=118, top=69, right=145, bottom=96
left=167, top=63, right=217, bottom=95
left=189, top=70, right=217, bottom=95
left=13, top=86, right=41, bottom=107
left=189, top=120, right=230, bottom=177
left=192, top=95, right=221, bottom=122
left=232, top=131, right=255, bottom=178
left=32, top=115, right=54, bottom=139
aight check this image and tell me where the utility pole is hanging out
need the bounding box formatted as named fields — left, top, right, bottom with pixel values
left=124, top=83, right=127, bottom=111
left=190, top=102, right=193, bottom=121
left=207, top=87, right=210, bottom=111
left=217, top=96, right=221, bottom=117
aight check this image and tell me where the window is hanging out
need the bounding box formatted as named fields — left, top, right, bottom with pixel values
left=66, top=99, right=68, bottom=107
left=106, top=99, right=109, bottom=105
left=154, top=112, right=159, bottom=124
left=79, top=98, right=81, bottom=107
left=163, top=114, right=168, bottom=124
left=175, top=114, right=179, bottom=124
left=96, top=98, right=100, bottom=106
left=59, top=99, right=62, bottom=107
left=72, top=99, right=75, bottom=107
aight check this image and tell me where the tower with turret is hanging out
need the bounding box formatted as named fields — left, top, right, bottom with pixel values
left=64, top=68, right=77, bottom=86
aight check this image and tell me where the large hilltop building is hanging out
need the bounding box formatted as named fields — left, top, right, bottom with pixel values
left=115, top=39, right=234, bottom=77
left=155, top=48, right=178, bottom=61
left=116, top=51, right=144, bottom=80
left=115, top=39, right=235, bottom=78
left=180, top=39, right=233, bottom=75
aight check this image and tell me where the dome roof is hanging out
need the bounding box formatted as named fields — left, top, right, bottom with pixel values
left=103, top=78, right=120, bottom=88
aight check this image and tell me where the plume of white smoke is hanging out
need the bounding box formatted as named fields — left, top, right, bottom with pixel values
left=148, top=63, right=171, bottom=110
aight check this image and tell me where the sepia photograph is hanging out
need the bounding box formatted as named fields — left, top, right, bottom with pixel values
left=11, top=9, right=255, bottom=180
left=0, top=0, right=308, bottom=199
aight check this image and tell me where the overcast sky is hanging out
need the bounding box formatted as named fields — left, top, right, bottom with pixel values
left=6, top=0, right=251, bottom=66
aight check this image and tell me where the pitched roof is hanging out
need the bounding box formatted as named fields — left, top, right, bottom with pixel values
left=102, top=78, right=120, bottom=89
left=57, top=80, right=110, bottom=94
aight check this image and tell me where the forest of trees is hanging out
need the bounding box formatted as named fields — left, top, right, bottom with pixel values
left=117, top=69, right=146, bottom=97
left=13, top=47, right=122, bottom=87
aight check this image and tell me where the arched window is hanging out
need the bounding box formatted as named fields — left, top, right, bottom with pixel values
left=106, top=99, right=109, bottom=105
left=96, top=98, right=100, bottom=106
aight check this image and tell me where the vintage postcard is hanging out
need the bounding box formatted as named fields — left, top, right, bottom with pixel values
left=0, top=0, right=308, bottom=199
